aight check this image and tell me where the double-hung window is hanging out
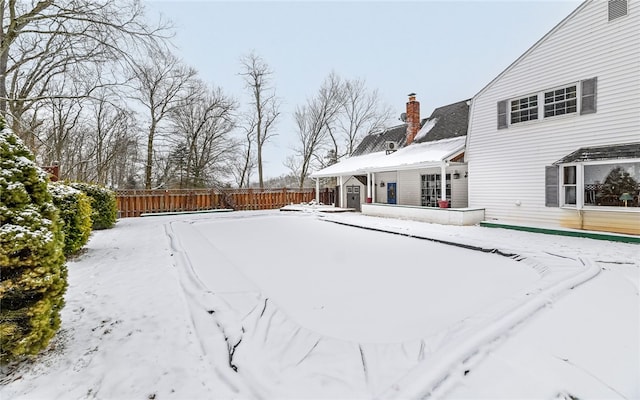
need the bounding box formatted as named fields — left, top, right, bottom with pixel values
left=498, top=78, right=596, bottom=129
left=510, top=95, right=538, bottom=124
left=544, top=85, right=577, bottom=117
left=562, top=165, right=577, bottom=206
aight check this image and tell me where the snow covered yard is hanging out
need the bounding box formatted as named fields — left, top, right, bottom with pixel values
left=1, top=210, right=638, bottom=399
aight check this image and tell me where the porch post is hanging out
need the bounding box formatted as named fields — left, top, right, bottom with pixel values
left=372, top=172, right=376, bottom=203
left=441, top=162, right=447, bottom=201
left=367, top=172, right=372, bottom=203
left=338, top=175, right=344, bottom=207
left=315, top=178, right=320, bottom=204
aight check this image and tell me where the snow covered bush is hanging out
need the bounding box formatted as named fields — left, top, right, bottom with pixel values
left=49, top=182, right=92, bottom=255
left=0, top=120, right=67, bottom=363
left=69, top=182, right=117, bottom=230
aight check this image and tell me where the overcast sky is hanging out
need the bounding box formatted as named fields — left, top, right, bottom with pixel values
left=144, top=0, right=583, bottom=179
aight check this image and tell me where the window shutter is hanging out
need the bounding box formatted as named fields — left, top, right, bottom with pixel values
left=545, top=165, right=559, bottom=207
left=497, top=100, right=507, bottom=129
left=581, top=77, right=597, bottom=115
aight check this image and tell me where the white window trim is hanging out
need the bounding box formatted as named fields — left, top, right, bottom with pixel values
left=560, top=163, right=579, bottom=208
left=509, top=93, right=539, bottom=125
left=543, top=83, right=578, bottom=118
left=508, top=81, right=580, bottom=128
left=560, top=158, right=640, bottom=212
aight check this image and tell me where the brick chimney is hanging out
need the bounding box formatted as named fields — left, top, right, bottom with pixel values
left=406, top=93, right=420, bottom=145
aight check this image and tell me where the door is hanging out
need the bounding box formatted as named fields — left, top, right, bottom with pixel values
left=346, top=185, right=361, bottom=211
left=387, top=182, right=397, bottom=204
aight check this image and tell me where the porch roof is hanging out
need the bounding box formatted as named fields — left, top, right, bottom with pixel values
left=310, top=136, right=466, bottom=178
left=553, top=142, right=640, bottom=164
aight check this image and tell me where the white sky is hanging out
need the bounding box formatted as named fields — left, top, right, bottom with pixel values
left=144, top=0, right=583, bottom=179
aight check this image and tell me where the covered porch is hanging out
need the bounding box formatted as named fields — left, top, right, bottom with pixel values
left=310, top=137, right=483, bottom=225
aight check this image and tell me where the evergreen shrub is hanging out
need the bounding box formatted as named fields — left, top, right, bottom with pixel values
left=70, top=182, right=117, bottom=230
left=0, top=120, right=67, bottom=363
left=49, top=182, right=92, bottom=255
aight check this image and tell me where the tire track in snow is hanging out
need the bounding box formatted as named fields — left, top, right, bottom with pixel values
left=320, top=217, right=603, bottom=399
left=381, top=254, right=601, bottom=399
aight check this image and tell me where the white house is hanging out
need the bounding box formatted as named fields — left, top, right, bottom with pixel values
left=466, top=0, right=640, bottom=235
left=311, top=96, right=485, bottom=226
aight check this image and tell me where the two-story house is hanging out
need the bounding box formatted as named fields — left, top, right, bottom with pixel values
left=466, top=0, right=639, bottom=235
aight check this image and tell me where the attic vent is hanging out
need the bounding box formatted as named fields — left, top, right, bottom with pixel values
left=608, top=0, right=627, bottom=21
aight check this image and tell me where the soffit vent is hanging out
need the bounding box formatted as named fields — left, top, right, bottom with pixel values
left=608, top=0, right=628, bottom=21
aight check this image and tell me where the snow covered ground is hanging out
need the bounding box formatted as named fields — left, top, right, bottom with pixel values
left=1, top=210, right=638, bottom=399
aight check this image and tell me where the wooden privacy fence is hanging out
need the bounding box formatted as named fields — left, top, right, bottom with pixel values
left=115, top=188, right=333, bottom=218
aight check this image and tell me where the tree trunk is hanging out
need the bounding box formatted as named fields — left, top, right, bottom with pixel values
left=145, top=121, right=156, bottom=189
left=0, top=48, right=9, bottom=116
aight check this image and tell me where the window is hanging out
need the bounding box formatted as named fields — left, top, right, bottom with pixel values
left=420, top=174, right=451, bottom=207
left=544, top=85, right=577, bottom=117
left=563, top=166, right=577, bottom=205
left=497, top=78, right=597, bottom=129
left=584, top=162, right=639, bottom=207
left=510, top=95, right=538, bottom=124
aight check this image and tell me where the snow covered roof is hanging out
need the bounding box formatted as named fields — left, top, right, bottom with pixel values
left=554, top=142, right=640, bottom=164
left=414, top=99, right=470, bottom=144
left=351, top=124, right=407, bottom=156
left=310, top=136, right=466, bottom=178
left=350, top=99, right=470, bottom=158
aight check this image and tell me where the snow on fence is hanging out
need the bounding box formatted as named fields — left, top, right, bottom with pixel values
left=115, top=188, right=333, bottom=218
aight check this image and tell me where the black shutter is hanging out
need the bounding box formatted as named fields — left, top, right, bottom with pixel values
left=545, top=165, right=559, bottom=207
left=497, top=100, right=508, bottom=129
left=581, top=77, right=597, bottom=115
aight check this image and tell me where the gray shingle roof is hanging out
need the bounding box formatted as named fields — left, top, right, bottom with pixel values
left=351, top=99, right=470, bottom=156
left=414, top=99, right=470, bottom=143
left=554, top=142, right=640, bottom=164
left=351, top=124, right=407, bottom=156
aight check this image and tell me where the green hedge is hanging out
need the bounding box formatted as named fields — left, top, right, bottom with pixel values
left=49, top=182, right=92, bottom=255
left=69, top=182, right=117, bottom=230
left=0, top=121, right=67, bottom=363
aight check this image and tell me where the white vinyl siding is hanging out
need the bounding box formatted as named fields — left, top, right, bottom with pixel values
left=467, top=0, right=640, bottom=228
left=396, top=167, right=469, bottom=207
left=397, top=170, right=421, bottom=206
left=374, top=171, right=397, bottom=204
left=451, top=166, right=469, bottom=208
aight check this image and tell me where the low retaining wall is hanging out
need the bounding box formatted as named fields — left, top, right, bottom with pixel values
left=362, top=203, right=485, bottom=226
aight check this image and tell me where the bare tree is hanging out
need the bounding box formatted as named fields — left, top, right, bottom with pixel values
left=336, top=78, right=392, bottom=157
left=37, top=85, right=139, bottom=186
left=88, top=90, right=139, bottom=186
left=0, top=0, right=170, bottom=146
left=288, top=72, right=344, bottom=189
left=39, top=80, right=85, bottom=168
left=129, top=50, right=197, bottom=189
left=239, top=51, right=280, bottom=189
left=231, top=119, right=256, bottom=188
left=168, top=81, right=237, bottom=188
